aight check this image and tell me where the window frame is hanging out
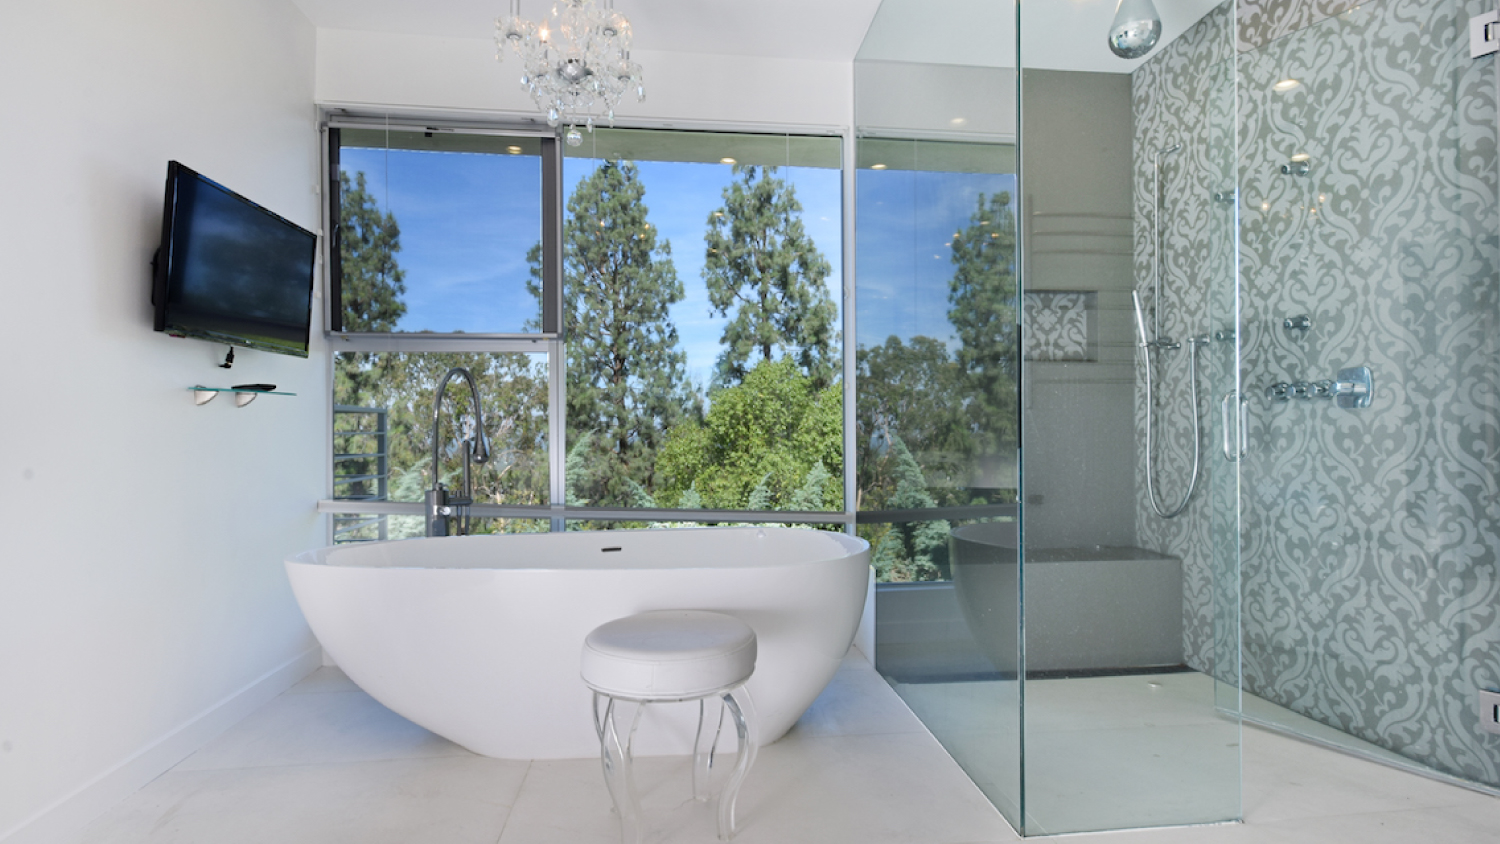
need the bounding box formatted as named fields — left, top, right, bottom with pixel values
left=324, top=118, right=564, bottom=340
left=320, top=116, right=1024, bottom=538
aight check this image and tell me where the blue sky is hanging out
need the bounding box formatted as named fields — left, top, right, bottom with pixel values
left=855, top=169, right=1016, bottom=350
left=340, top=146, right=1013, bottom=387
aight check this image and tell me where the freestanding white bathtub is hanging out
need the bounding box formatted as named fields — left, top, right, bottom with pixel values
left=286, top=526, right=869, bottom=760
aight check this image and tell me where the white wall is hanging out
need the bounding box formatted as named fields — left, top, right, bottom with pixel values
left=316, top=28, right=849, bottom=129
left=0, top=2, right=323, bottom=840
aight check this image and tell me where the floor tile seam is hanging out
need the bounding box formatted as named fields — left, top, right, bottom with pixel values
left=168, top=749, right=484, bottom=775
left=1020, top=718, right=1232, bottom=734
left=767, top=729, right=949, bottom=752
left=279, top=688, right=366, bottom=697
left=791, top=723, right=933, bottom=739
left=490, top=760, right=533, bottom=843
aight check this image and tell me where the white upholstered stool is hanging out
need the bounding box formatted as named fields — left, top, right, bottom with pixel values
left=581, top=610, right=758, bottom=843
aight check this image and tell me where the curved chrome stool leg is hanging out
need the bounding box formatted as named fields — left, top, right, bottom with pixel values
left=693, top=697, right=728, bottom=802
left=717, top=686, right=757, bottom=841
left=597, top=694, right=644, bottom=844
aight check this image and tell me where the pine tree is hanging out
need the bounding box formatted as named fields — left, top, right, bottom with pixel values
left=872, top=436, right=950, bottom=582
left=948, top=191, right=1020, bottom=455
left=334, top=170, right=407, bottom=407
left=529, top=160, right=701, bottom=508
left=337, top=170, right=406, bottom=333
left=703, top=164, right=838, bottom=389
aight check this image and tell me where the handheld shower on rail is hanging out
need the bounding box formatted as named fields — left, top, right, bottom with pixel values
left=1137, top=141, right=1203, bottom=520
left=1132, top=290, right=1150, bottom=349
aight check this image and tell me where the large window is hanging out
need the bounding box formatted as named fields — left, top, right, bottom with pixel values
left=330, top=128, right=551, bottom=335
left=557, top=129, right=843, bottom=516
left=324, top=120, right=844, bottom=536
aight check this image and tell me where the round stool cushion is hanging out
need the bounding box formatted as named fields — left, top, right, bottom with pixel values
left=582, top=610, right=757, bottom=700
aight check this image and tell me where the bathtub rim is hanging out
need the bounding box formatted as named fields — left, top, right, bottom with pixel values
left=289, top=524, right=871, bottom=572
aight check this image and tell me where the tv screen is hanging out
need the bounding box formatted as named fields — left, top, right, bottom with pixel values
left=152, top=161, right=317, bottom=358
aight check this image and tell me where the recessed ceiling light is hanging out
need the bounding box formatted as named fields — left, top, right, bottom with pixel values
left=506, top=145, right=523, bottom=154
left=950, top=117, right=967, bottom=127
left=1272, top=78, right=1302, bottom=92
left=720, top=157, right=736, bottom=164
left=870, top=163, right=887, bottom=170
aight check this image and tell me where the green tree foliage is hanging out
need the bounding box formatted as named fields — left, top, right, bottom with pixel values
left=949, top=191, right=1021, bottom=454
left=869, top=436, right=951, bottom=582
left=529, top=160, right=701, bottom=508
left=856, top=335, right=973, bottom=511
left=704, top=164, right=838, bottom=390
left=337, top=171, right=406, bottom=331
left=656, top=359, right=841, bottom=511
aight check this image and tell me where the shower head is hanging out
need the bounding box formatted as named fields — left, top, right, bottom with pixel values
left=1158, top=143, right=1182, bottom=157
left=1108, top=0, right=1163, bottom=59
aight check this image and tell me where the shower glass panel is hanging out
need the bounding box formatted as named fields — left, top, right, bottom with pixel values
left=1017, top=0, right=1240, bottom=833
left=854, top=0, right=1024, bottom=827
left=857, top=0, right=1242, bottom=835
left=1236, top=0, right=1500, bottom=790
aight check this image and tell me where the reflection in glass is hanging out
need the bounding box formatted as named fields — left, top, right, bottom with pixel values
left=1016, top=0, right=1240, bottom=833
left=856, top=140, right=1020, bottom=585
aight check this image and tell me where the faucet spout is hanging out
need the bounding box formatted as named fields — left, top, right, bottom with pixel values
left=427, top=367, right=491, bottom=537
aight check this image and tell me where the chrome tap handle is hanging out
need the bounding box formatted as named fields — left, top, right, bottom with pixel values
left=1332, top=366, right=1373, bottom=409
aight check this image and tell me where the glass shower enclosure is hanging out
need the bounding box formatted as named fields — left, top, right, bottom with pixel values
left=855, top=0, right=1240, bottom=834
left=856, top=0, right=1499, bottom=836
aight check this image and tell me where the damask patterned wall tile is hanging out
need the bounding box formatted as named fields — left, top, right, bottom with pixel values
left=1145, top=0, right=1500, bottom=787
left=1236, top=0, right=1364, bottom=51
left=1132, top=1, right=1235, bottom=681
left=1023, top=291, right=1096, bottom=361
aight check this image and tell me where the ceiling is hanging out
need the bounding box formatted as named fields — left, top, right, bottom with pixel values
left=291, top=0, right=1227, bottom=71
left=289, top=0, right=886, bottom=61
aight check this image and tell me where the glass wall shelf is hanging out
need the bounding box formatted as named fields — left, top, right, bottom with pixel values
left=189, top=386, right=296, bottom=407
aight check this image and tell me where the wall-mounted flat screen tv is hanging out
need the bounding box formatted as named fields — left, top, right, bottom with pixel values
left=152, top=161, right=317, bottom=358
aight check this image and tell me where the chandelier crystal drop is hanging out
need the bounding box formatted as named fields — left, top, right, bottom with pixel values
left=495, top=0, right=644, bottom=136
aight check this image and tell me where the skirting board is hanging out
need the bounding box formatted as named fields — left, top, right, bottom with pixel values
left=1, top=647, right=322, bottom=844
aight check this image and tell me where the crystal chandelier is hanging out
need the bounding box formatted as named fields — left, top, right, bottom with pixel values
left=495, top=0, right=645, bottom=145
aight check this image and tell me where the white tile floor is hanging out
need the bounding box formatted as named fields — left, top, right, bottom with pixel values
left=69, top=652, right=1500, bottom=844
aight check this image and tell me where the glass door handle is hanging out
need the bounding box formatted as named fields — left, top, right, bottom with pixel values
left=1221, top=391, right=1248, bottom=462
